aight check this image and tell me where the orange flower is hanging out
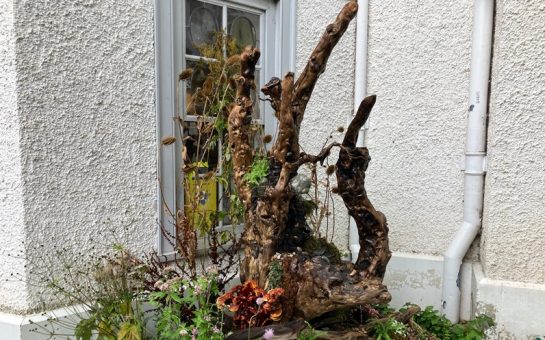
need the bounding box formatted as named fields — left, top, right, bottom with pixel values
left=216, top=280, right=285, bottom=329
left=270, top=308, right=283, bottom=321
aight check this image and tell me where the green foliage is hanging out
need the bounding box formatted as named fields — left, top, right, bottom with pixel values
left=302, top=236, right=342, bottom=264
left=372, top=303, right=395, bottom=317
left=149, top=273, right=224, bottom=340
left=413, top=306, right=494, bottom=340
left=243, top=157, right=269, bottom=187
left=413, top=306, right=453, bottom=338
left=450, top=315, right=495, bottom=340
left=297, top=321, right=326, bottom=340
left=74, top=318, right=94, bottom=340
left=370, top=319, right=407, bottom=340
left=266, top=260, right=283, bottom=289
left=60, top=248, right=148, bottom=339
left=117, top=322, right=143, bottom=340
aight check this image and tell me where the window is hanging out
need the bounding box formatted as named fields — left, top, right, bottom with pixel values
left=154, top=0, right=296, bottom=255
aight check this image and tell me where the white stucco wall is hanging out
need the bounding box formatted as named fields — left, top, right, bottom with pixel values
left=0, top=0, right=29, bottom=313
left=2, top=0, right=158, bottom=313
left=1, top=2, right=544, bottom=337
left=482, top=0, right=545, bottom=284
left=366, top=0, right=472, bottom=256
left=296, top=0, right=356, bottom=251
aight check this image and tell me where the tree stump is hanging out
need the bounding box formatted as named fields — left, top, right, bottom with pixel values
left=227, top=0, right=392, bottom=320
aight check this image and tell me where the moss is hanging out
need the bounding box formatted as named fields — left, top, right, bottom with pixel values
left=267, top=260, right=283, bottom=289
left=303, top=236, right=342, bottom=264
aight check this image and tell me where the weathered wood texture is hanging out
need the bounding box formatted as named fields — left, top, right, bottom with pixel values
left=337, top=95, right=391, bottom=279
left=227, top=0, right=392, bottom=320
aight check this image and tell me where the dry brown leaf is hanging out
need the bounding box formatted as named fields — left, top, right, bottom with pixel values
left=161, top=136, right=176, bottom=146
left=179, top=68, right=193, bottom=81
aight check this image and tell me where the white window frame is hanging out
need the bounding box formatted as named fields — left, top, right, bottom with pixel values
left=154, top=0, right=296, bottom=255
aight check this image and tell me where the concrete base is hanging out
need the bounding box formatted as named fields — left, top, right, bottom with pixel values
left=472, top=264, right=545, bottom=339
left=0, top=306, right=88, bottom=340
left=383, top=252, right=444, bottom=310
left=381, top=252, right=545, bottom=339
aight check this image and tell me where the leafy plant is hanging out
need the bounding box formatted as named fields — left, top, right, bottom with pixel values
left=216, top=280, right=284, bottom=329
left=149, top=273, right=224, bottom=340
left=450, top=315, right=495, bottom=340
left=244, top=157, right=269, bottom=188
left=159, top=31, right=263, bottom=282
left=413, top=306, right=453, bottom=338
left=266, top=260, right=283, bottom=289
left=413, top=306, right=494, bottom=340
left=370, top=319, right=407, bottom=340
left=45, top=245, right=152, bottom=340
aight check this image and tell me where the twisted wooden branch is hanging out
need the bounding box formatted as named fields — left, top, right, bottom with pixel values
left=228, top=1, right=392, bottom=319
left=336, top=95, right=391, bottom=278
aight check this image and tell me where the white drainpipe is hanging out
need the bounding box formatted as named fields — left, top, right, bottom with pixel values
left=441, top=0, right=494, bottom=322
left=349, top=0, right=370, bottom=260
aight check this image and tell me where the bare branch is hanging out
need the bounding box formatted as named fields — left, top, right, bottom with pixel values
left=343, top=95, right=376, bottom=147
left=336, top=96, right=391, bottom=279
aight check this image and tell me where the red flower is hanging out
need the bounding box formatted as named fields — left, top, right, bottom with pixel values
left=217, top=280, right=285, bottom=328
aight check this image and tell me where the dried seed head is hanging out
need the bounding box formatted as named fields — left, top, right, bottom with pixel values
left=179, top=68, right=193, bottom=81
left=226, top=54, right=241, bottom=66
left=161, top=136, right=176, bottom=146
left=326, top=165, right=336, bottom=176
left=202, top=78, right=213, bottom=96
left=263, top=134, right=273, bottom=144
left=337, top=126, right=345, bottom=133
left=229, top=77, right=237, bottom=89
left=331, top=186, right=339, bottom=194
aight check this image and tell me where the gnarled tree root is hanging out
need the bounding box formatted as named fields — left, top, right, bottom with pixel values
left=227, top=0, right=392, bottom=322
left=279, top=253, right=391, bottom=321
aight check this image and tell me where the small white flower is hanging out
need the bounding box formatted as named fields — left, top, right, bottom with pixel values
left=263, top=328, right=275, bottom=339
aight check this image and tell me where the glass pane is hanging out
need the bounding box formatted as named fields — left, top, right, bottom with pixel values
left=182, top=121, right=220, bottom=232
left=227, top=8, right=260, bottom=54
left=184, top=59, right=210, bottom=116
left=182, top=121, right=219, bottom=171
left=186, top=0, right=222, bottom=56
left=185, top=60, right=260, bottom=119
left=219, top=181, right=233, bottom=225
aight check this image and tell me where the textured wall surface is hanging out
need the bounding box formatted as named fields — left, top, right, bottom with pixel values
left=296, top=0, right=356, bottom=251
left=6, top=0, right=157, bottom=312
left=1, top=0, right=543, bottom=324
left=482, top=0, right=545, bottom=283
left=366, top=0, right=472, bottom=255
left=0, top=0, right=29, bottom=313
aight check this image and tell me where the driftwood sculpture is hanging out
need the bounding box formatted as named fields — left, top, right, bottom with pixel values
left=227, top=1, right=391, bottom=320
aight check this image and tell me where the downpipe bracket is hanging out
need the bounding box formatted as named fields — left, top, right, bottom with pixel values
left=460, top=152, right=487, bottom=175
